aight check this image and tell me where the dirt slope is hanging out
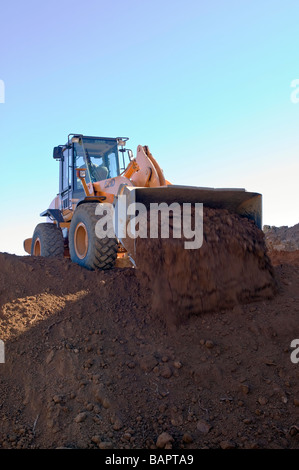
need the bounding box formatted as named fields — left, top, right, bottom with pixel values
left=0, top=249, right=299, bottom=449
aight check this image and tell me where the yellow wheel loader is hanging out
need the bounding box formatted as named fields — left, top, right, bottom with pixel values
left=24, top=133, right=262, bottom=270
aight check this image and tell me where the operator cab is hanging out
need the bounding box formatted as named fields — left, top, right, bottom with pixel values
left=53, top=134, right=132, bottom=210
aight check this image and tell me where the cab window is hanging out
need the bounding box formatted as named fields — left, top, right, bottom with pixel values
left=73, top=142, right=90, bottom=191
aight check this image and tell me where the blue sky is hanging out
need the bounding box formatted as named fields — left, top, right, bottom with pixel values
left=0, top=0, right=299, bottom=255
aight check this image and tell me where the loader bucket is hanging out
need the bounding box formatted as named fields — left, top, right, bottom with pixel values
left=113, top=184, right=276, bottom=325
left=116, top=184, right=262, bottom=259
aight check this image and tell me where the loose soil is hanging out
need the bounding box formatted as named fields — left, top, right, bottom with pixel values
left=0, top=245, right=298, bottom=449
left=135, top=208, right=276, bottom=326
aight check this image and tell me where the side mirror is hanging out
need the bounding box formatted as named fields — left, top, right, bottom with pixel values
left=53, top=146, right=64, bottom=160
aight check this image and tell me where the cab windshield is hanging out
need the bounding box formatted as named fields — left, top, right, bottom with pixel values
left=74, top=138, right=120, bottom=186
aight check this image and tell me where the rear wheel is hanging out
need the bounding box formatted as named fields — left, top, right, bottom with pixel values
left=31, top=223, right=64, bottom=257
left=69, top=203, right=118, bottom=270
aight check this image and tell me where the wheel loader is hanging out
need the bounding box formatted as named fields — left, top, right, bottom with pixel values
left=23, top=133, right=262, bottom=270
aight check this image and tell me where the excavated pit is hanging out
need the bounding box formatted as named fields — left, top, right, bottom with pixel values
left=134, top=207, right=277, bottom=326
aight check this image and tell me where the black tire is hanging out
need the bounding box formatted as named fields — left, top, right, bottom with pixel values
left=69, top=203, right=118, bottom=270
left=31, top=223, right=64, bottom=257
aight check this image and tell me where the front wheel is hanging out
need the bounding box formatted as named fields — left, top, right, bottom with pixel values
left=69, top=203, right=118, bottom=270
left=31, top=223, right=64, bottom=257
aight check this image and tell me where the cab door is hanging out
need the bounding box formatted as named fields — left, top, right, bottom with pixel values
left=60, top=146, right=73, bottom=211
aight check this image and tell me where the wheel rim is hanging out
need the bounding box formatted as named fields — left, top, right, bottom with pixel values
left=33, top=237, right=41, bottom=256
left=74, top=222, right=88, bottom=259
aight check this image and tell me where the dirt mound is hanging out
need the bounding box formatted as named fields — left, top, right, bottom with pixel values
left=135, top=207, right=276, bottom=326
left=0, top=248, right=299, bottom=449
left=264, top=223, right=299, bottom=252
left=269, top=250, right=299, bottom=267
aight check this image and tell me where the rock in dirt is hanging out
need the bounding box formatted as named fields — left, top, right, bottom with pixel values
left=159, top=364, right=173, bottom=378
left=156, top=432, right=174, bottom=449
left=139, top=355, right=158, bottom=373
left=74, top=412, right=88, bottom=423
left=196, top=420, right=212, bottom=434
left=98, top=441, right=113, bottom=449
left=258, top=396, right=268, bottom=406
left=182, top=433, right=193, bottom=444
left=239, top=384, right=250, bottom=395
left=91, top=435, right=102, bottom=444
left=220, top=440, right=236, bottom=449
left=173, top=360, right=182, bottom=369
